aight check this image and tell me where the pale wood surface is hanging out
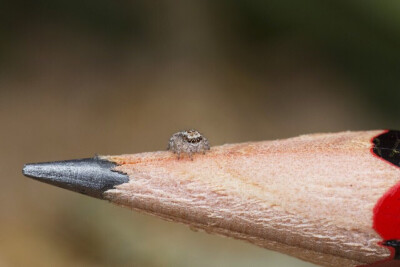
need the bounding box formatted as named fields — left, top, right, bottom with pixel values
left=103, top=130, right=400, bottom=266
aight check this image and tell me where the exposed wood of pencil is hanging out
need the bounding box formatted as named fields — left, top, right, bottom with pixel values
left=102, top=130, right=399, bottom=266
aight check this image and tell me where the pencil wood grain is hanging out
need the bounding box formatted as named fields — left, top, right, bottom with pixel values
left=102, top=130, right=399, bottom=266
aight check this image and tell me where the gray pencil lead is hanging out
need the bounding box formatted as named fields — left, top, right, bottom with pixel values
left=23, top=157, right=129, bottom=199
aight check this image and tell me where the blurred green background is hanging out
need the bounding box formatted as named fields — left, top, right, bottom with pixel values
left=2, top=1, right=400, bottom=266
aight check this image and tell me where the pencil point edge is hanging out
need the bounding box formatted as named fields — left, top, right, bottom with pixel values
left=22, top=157, right=129, bottom=199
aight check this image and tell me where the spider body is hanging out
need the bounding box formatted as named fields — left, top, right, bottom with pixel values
left=167, top=130, right=210, bottom=159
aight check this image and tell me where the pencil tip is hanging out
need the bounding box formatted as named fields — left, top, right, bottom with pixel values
left=23, top=157, right=129, bottom=199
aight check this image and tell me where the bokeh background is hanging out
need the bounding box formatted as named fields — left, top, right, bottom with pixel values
left=2, top=1, right=400, bottom=266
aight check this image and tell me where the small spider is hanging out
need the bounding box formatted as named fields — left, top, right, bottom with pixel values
left=167, top=129, right=210, bottom=160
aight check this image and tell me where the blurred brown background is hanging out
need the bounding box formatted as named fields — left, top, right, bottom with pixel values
left=2, top=1, right=400, bottom=266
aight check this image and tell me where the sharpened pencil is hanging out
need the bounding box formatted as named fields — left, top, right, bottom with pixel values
left=23, top=130, right=400, bottom=266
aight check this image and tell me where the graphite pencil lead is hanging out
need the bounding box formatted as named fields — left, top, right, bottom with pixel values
left=22, top=157, right=128, bottom=199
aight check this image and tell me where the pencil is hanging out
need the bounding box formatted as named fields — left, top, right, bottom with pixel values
left=22, top=130, right=400, bottom=267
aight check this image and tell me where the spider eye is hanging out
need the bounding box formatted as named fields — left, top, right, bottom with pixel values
left=188, top=137, right=202, bottom=143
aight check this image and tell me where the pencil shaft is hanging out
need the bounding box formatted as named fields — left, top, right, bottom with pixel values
left=103, top=130, right=395, bottom=266
left=23, top=130, right=400, bottom=266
